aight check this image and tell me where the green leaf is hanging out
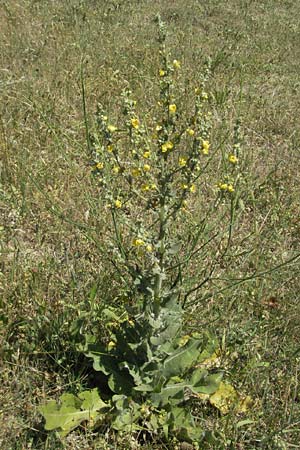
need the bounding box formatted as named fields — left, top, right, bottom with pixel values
left=194, top=372, right=223, bottom=394
left=151, top=383, right=185, bottom=407
left=39, top=389, right=108, bottom=436
left=162, top=337, right=203, bottom=378
left=84, top=340, right=118, bottom=374
left=150, top=368, right=222, bottom=407
left=133, top=383, right=154, bottom=392
left=170, top=406, right=204, bottom=443
left=150, top=297, right=183, bottom=349
left=108, top=370, right=134, bottom=395
left=111, top=395, right=141, bottom=431
left=236, top=419, right=255, bottom=428
left=78, top=389, right=108, bottom=411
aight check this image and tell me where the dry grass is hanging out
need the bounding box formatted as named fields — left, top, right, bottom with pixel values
left=1, top=1, right=300, bottom=448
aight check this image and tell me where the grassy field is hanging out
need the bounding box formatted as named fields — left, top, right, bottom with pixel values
left=1, top=1, right=300, bottom=448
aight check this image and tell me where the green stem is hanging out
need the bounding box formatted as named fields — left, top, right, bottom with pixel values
left=153, top=204, right=166, bottom=316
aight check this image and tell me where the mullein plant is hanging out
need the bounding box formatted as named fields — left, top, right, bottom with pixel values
left=40, top=16, right=243, bottom=446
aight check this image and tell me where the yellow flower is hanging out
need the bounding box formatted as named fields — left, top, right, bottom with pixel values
left=173, top=59, right=181, bottom=69
left=201, top=92, right=208, bottom=100
left=156, top=124, right=163, bottom=132
left=202, top=140, right=210, bottom=155
left=179, top=157, right=187, bottom=167
left=186, top=128, right=195, bottom=136
left=142, top=184, right=150, bottom=191
left=181, top=183, right=188, bottom=190
left=107, top=125, right=117, bottom=133
left=178, top=334, right=190, bottom=347
left=190, top=184, right=196, bottom=193
left=169, top=104, right=177, bottom=114
left=146, top=244, right=153, bottom=252
left=159, top=69, right=166, bottom=77
left=107, top=145, right=113, bottom=152
left=101, top=115, right=108, bottom=122
left=107, top=341, right=116, bottom=350
left=132, top=238, right=144, bottom=247
left=112, top=166, right=120, bottom=174
left=143, top=164, right=151, bottom=172
left=161, top=141, right=174, bottom=153
left=228, top=154, right=238, bottom=164
left=143, top=150, right=151, bottom=158
left=131, top=167, right=141, bottom=177
left=114, top=199, right=122, bottom=208
left=227, top=184, right=235, bottom=193
left=96, top=162, right=104, bottom=170
left=131, top=118, right=140, bottom=129
left=219, top=183, right=228, bottom=191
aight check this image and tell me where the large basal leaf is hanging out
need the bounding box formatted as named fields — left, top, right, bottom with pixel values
left=170, top=406, right=204, bottom=443
left=151, top=383, right=185, bottom=407
left=193, top=372, right=223, bottom=395
left=162, top=337, right=203, bottom=378
left=150, top=369, right=222, bottom=407
left=39, top=389, right=108, bottom=436
left=108, top=369, right=134, bottom=395
left=78, top=389, right=108, bottom=411
left=111, top=395, right=141, bottom=432
left=84, top=338, right=118, bottom=375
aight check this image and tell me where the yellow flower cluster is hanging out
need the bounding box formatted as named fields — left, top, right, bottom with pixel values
left=114, top=199, right=122, bottom=208
left=181, top=183, right=196, bottom=193
left=131, top=118, right=140, bottom=129
left=201, top=140, right=210, bottom=155
left=169, top=104, right=177, bottom=114
left=161, top=141, right=174, bottom=153
left=178, top=157, right=187, bottom=167
left=143, top=150, right=151, bottom=158
left=107, top=125, right=117, bottom=133
left=142, top=183, right=157, bottom=192
left=96, top=162, right=104, bottom=170
left=132, top=238, right=144, bottom=246
left=131, top=167, right=142, bottom=177
left=132, top=238, right=153, bottom=252
left=218, top=183, right=234, bottom=193
left=228, top=154, right=238, bottom=164
left=173, top=59, right=181, bottom=69
left=186, top=128, right=195, bottom=136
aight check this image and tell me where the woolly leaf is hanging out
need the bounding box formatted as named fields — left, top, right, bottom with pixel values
left=162, top=337, right=203, bottom=378
left=39, top=389, right=108, bottom=436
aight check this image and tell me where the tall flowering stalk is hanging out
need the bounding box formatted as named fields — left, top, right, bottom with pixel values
left=40, top=16, right=244, bottom=445
left=90, top=16, right=225, bottom=319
